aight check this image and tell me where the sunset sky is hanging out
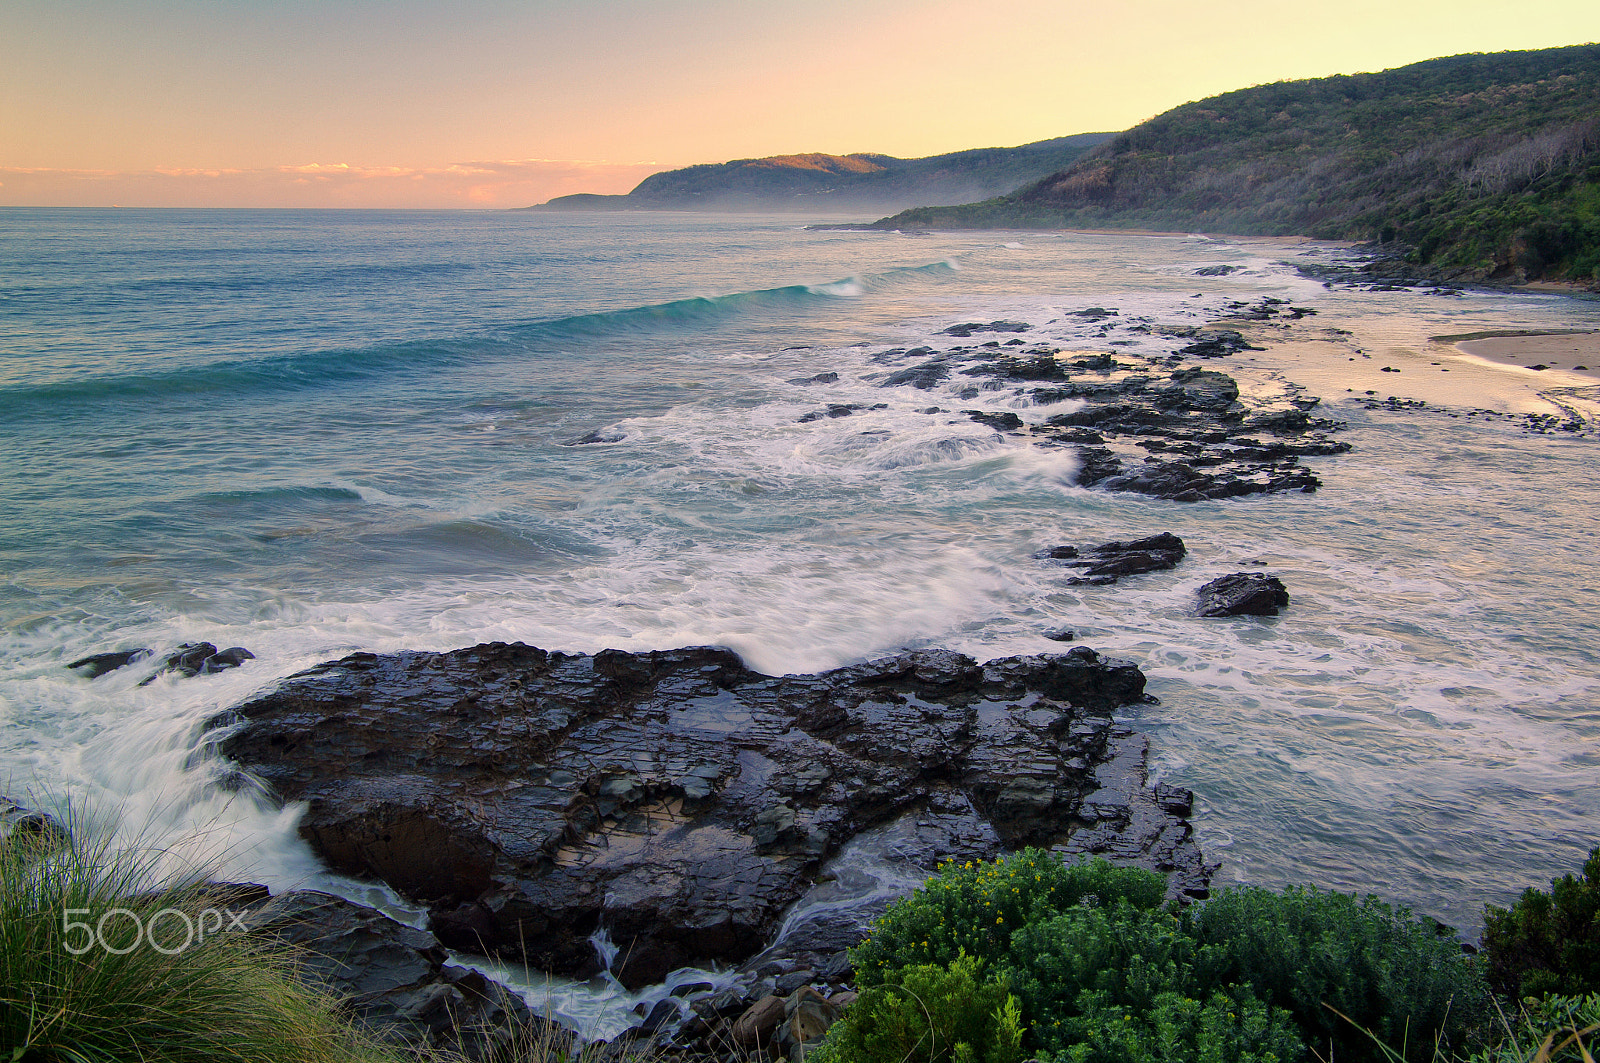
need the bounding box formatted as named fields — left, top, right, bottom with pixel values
left=3, top=0, right=1597, bottom=208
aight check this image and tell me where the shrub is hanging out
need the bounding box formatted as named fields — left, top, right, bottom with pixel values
left=1043, top=987, right=1303, bottom=1063
left=0, top=813, right=405, bottom=1063
left=809, top=952, right=1024, bottom=1063
left=1006, top=904, right=1304, bottom=1063
left=849, top=851, right=1168, bottom=984
left=1482, top=847, right=1600, bottom=999
left=1183, top=886, right=1491, bottom=1063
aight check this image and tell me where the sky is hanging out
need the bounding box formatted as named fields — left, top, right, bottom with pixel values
left=2, top=0, right=1597, bottom=208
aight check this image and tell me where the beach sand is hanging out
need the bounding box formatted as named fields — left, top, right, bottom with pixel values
left=1204, top=318, right=1600, bottom=428
left=1442, top=330, right=1600, bottom=380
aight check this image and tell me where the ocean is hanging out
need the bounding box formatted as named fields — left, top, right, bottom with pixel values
left=2, top=207, right=1597, bottom=978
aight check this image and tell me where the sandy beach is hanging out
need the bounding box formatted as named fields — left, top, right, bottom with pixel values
left=1207, top=313, right=1600, bottom=428
left=1441, top=330, right=1600, bottom=379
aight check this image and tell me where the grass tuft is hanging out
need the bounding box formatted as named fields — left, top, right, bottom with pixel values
left=0, top=804, right=406, bottom=1063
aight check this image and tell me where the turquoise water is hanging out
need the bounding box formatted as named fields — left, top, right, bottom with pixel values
left=1, top=207, right=1597, bottom=936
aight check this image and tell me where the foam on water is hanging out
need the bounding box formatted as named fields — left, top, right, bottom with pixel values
left=4, top=212, right=1600, bottom=1035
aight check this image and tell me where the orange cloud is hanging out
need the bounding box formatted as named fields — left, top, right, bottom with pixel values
left=0, top=159, right=663, bottom=208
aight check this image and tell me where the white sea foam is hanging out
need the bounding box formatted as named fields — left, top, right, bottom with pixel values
left=4, top=218, right=1599, bottom=1032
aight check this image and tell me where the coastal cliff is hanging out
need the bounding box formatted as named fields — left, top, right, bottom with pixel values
left=874, top=44, right=1600, bottom=284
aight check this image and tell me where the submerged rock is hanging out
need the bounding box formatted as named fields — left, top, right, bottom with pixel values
left=1196, top=573, right=1291, bottom=617
left=942, top=320, right=1031, bottom=337
left=211, top=641, right=1209, bottom=990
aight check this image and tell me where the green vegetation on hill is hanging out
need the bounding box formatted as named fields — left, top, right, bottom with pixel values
left=529, top=134, right=1113, bottom=213
left=876, top=45, right=1600, bottom=283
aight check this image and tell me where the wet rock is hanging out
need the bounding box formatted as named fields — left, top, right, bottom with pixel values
left=1070, top=307, right=1118, bottom=320
left=942, top=320, right=1031, bottom=337
left=963, top=355, right=1070, bottom=382
left=1038, top=532, right=1187, bottom=585
left=243, top=890, right=554, bottom=1058
left=732, top=994, right=787, bottom=1047
left=66, top=648, right=152, bottom=678
left=213, top=641, right=1200, bottom=990
left=1, top=797, right=68, bottom=848
left=881, top=362, right=951, bottom=389
left=967, top=410, right=1024, bottom=431
left=1196, top=573, right=1290, bottom=617
left=1044, top=629, right=1076, bottom=642
left=1074, top=446, right=1125, bottom=487
left=1193, top=265, right=1240, bottom=276
left=1155, top=369, right=1240, bottom=413
left=568, top=427, right=627, bottom=445
left=789, top=372, right=838, bottom=385
left=799, top=404, right=864, bottom=422
left=778, top=987, right=839, bottom=1056
left=1177, top=330, right=1262, bottom=358
left=137, top=643, right=255, bottom=685
left=637, top=999, right=680, bottom=1035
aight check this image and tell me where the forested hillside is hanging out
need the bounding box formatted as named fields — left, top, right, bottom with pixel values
left=530, top=133, right=1112, bottom=213
left=877, top=45, right=1600, bottom=282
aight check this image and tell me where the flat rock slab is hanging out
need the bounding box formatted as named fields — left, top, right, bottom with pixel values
left=211, top=642, right=1209, bottom=990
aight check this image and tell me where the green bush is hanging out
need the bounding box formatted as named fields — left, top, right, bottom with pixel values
left=1006, top=904, right=1304, bottom=1063
left=1043, top=987, right=1303, bottom=1063
left=1482, top=847, right=1600, bottom=999
left=1183, top=886, right=1491, bottom=1063
left=850, top=851, right=1168, bottom=983
left=809, top=952, right=1024, bottom=1063
left=849, top=852, right=1489, bottom=1063
left=0, top=813, right=405, bottom=1063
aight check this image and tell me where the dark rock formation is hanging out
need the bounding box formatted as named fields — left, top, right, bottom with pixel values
left=968, top=410, right=1024, bottom=431
left=1, top=797, right=68, bottom=848
left=881, top=362, right=951, bottom=389
left=1037, top=533, right=1187, bottom=585
left=799, top=403, right=885, bottom=422
left=138, top=643, right=255, bottom=685
left=66, top=648, right=152, bottom=678
left=211, top=641, right=1209, bottom=992
left=68, top=643, right=253, bottom=684
left=1177, top=329, right=1263, bottom=358
left=1196, top=573, right=1291, bottom=617
left=942, top=320, right=1031, bottom=337
left=242, top=890, right=554, bottom=1058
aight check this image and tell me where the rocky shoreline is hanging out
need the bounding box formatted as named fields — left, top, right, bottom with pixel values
left=819, top=302, right=1352, bottom=503
left=177, top=640, right=1214, bottom=1055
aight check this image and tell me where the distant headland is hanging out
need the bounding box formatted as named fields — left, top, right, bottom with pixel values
left=521, top=134, right=1113, bottom=215
left=533, top=44, right=1600, bottom=286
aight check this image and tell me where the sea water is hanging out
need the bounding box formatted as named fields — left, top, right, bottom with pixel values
left=2, top=208, right=1598, bottom=1014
